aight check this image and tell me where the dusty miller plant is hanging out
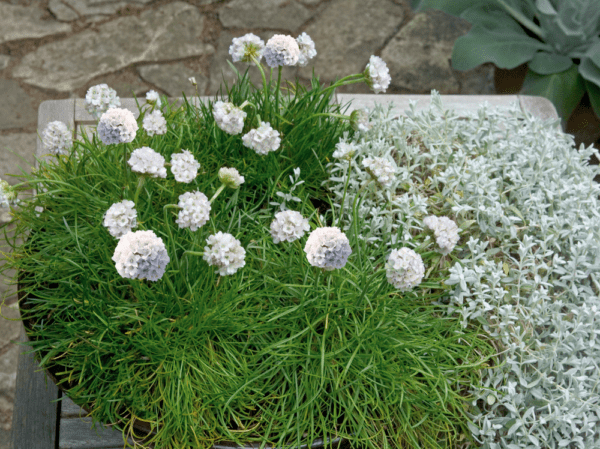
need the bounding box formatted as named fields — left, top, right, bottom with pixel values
left=327, top=91, right=600, bottom=448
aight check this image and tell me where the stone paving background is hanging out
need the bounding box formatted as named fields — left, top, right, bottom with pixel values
left=0, top=0, right=499, bottom=446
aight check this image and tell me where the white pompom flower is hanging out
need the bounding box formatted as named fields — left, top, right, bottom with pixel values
left=176, top=191, right=211, bottom=231
left=386, top=247, right=425, bottom=291
left=170, top=150, right=200, bottom=183
left=242, top=121, right=281, bottom=155
left=423, top=215, right=460, bottom=255
left=203, top=231, right=246, bottom=276
left=229, top=33, right=265, bottom=63
left=145, top=90, right=161, bottom=107
left=142, top=109, right=167, bottom=137
left=85, top=84, right=121, bottom=119
left=0, top=179, right=17, bottom=208
left=128, top=147, right=167, bottom=178
left=213, top=101, right=246, bottom=135
left=332, top=140, right=358, bottom=161
left=112, top=230, right=170, bottom=282
left=296, top=32, right=316, bottom=67
left=364, top=55, right=391, bottom=94
left=42, top=121, right=73, bottom=156
left=103, top=200, right=137, bottom=239
left=97, top=108, right=138, bottom=145
left=304, top=227, right=352, bottom=271
left=362, top=156, right=395, bottom=187
left=270, top=210, right=310, bottom=244
left=218, top=167, right=245, bottom=189
left=264, top=34, right=300, bottom=68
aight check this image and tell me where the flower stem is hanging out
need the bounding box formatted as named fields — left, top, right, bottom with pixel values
left=251, top=55, right=269, bottom=103
left=210, top=184, right=226, bottom=203
left=337, top=158, right=353, bottom=229
left=275, top=66, right=282, bottom=127
left=163, top=204, right=181, bottom=270
left=183, top=250, right=204, bottom=257
left=133, top=176, right=145, bottom=204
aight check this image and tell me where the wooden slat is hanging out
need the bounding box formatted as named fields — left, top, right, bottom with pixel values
left=336, top=93, right=559, bottom=121
left=10, top=325, right=59, bottom=449
left=58, top=417, right=141, bottom=449
left=60, top=396, right=88, bottom=418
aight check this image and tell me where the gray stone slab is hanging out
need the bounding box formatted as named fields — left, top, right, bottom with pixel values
left=381, top=10, right=483, bottom=94
left=0, top=55, right=10, bottom=72
left=219, top=0, right=313, bottom=32
left=0, top=133, right=37, bottom=184
left=137, top=62, right=207, bottom=98
left=297, top=0, right=405, bottom=82
left=48, top=0, right=80, bottom=21
left=61, top=0, right=153, bottom=17
left=0, top=80, right=38, bottom=130
left=0, top=344, right=19, bottom=401
left=0, top=2, right=71, bottom=45
left=13, top=2, right=215, bottom=92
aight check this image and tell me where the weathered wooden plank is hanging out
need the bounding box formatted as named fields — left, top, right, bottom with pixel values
left=60, top=396, right=88, bottom=418
left=10, top=325, right=59, bottom=449
left=36, top=99, right=75, bottom=166
left=59, top=416, right=140, bottom=449
left=336, top=93, right=559, bottom=122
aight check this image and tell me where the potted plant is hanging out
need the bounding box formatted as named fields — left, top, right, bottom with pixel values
left=412, top=0, right=600, bottom=147
left=0, top=34, right=496, bottom=449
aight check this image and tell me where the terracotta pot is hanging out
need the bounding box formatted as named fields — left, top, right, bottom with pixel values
left=494, top=64, right=600, bottom=151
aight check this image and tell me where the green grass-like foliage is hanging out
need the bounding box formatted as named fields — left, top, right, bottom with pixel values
left=1, top=69, right=495, bottom=449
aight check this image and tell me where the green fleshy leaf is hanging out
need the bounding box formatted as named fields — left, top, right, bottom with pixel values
left=535, top=0, right=557, bottom=15
left=528, top=52, right=572, bottom=75
left=520, top=65, right=585, bottom=121
left=584, top=79, right=600, bottom=119
left=579, top=56, right=600, bottom=87
left=451, top=25, right=546, bottom=71
left=585, top=42, right=600, bottom=68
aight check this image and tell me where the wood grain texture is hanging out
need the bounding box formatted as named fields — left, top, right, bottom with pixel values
left=10, top=325, right=59, bottom=449
left=58, top=417, right=137, bottom=449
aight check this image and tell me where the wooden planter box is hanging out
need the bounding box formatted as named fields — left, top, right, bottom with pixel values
left=12, top=94, right=558, bottom=449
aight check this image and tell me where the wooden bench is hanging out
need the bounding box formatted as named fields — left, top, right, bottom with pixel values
left=10, top=93, right=558, bottom=449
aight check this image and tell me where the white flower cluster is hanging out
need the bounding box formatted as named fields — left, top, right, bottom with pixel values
left=128, top=147, right=167, bottom=178
left=42, top=121, right=72, bottom=156
left=170, top=150, right=200, bottom=183
left=176, top=191, right=211, bottom=231
left=385, top=248, right=425, bottom=291
left=296, top=32, right=316, bottom=67
left=364, top=56, right=391, bottom=94
left=142, top=110, right=167, bottom=136
left=242, top=121, right=281, bottom=155
left=350, top=109, right=372, bottom=133
left=103, top=200, right=137, bottom=239
left=0, top=179, right=17, bottom=208
left=362, top=156, right=395, bottom=187
left=423, top=215, right=459, bottom=255
left=270, top=210, right=310, bottom=244
left=203, top=231, right=246, bottom=276
left=85, top=84, right=121, bottom=119
left=229, top=33, right=265, bottom=63
left=218, top=167, right=244, bottom=189
left=213, top=101, right=246, bottom=135
left=304, top=227, right=352, bottom=270
left=332, top=140, right=358, bottom=161
left=112, top=230, right=170, bottom=282
left=97, top=108, right=138, bottom=145
left=145, top=90, right=161, bottom=107
left=264, top=34, right=300, bottom=67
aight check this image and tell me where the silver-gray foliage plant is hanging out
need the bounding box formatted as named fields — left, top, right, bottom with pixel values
left=326, top=91, right=600, bottom=448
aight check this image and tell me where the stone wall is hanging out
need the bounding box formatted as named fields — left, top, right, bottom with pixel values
left=0, top=1, right=494, bottom=446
